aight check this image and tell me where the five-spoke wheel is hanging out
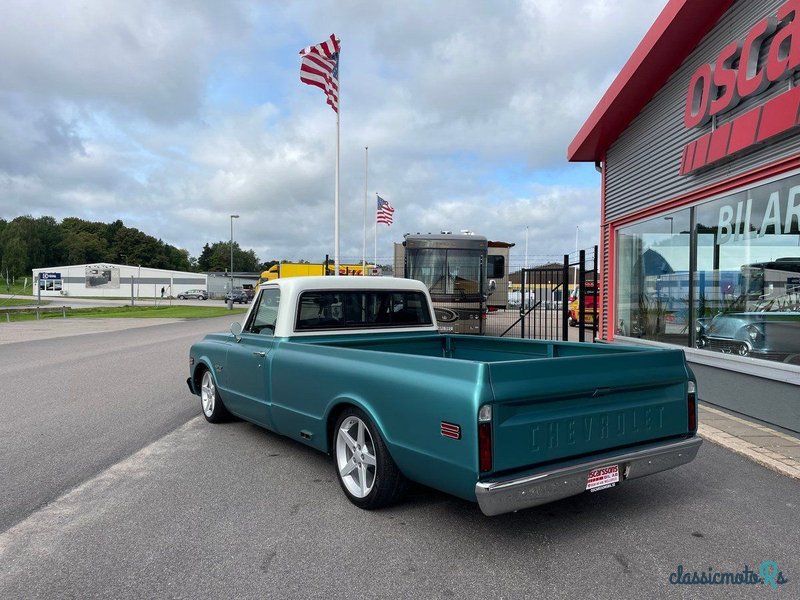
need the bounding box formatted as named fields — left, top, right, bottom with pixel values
left=333, top=407, right=407, bottom=509
left=336, top=414, right=378, bottom=498
left=200, top=369, right=229, bottom=423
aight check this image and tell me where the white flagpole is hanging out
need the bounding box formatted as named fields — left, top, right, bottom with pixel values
left=363, top=146, right=368, bottom=274
left=374, top=193, right=378, bottom=268
left=334, top=101, right=340, bottom=276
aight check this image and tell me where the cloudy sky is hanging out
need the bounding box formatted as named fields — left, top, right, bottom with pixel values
left=0, top=0, right=668, bottom=265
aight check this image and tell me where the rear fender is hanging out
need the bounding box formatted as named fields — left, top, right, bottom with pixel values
left=324, top=395, right=387, bottom=454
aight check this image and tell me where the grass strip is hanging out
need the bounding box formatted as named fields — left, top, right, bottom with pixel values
left=0, top=298, right=48, bottom=307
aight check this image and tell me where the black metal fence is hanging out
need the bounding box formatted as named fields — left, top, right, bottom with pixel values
left=483, top=246, right=598, bottom=341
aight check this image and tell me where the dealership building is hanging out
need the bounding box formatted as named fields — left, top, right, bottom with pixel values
left=569, top=0, right=800, bottom=432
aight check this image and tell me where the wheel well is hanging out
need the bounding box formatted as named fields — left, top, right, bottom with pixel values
left=193, top=363, right=209, bottom=393
left=327, top=403, right=356, bottom=454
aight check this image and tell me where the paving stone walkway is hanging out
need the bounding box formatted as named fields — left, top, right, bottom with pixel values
left=699, top=403, right=800, bottom=480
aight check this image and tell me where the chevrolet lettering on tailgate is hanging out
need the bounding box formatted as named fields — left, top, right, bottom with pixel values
left=532, top=406, right=667, bottom=451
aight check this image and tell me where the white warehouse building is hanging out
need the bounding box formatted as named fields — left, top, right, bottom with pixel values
left=32, top=263, right=208, bottom=299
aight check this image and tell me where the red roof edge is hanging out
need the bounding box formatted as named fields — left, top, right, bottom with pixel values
left=568, top=0, right=734, bottom=162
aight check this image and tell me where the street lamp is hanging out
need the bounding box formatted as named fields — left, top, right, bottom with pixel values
left=664, top=216, right=674, bottom=235
left=230, top=214, right=240, bottom=290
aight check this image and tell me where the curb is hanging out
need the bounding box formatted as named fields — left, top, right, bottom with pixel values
left=698, top=422, right=800, bottom=481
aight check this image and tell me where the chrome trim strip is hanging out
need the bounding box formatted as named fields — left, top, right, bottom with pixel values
left=475, top=437, right=702, bottom=516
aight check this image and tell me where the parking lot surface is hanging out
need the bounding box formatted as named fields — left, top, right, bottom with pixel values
left=0, top=318, right=797, bottom=599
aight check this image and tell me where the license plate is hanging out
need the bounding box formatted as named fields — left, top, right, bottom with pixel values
left=586, top=465, right=619, bottom=492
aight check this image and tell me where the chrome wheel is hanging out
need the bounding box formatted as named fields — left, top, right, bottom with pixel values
left=201, top=370, right=216, bottom=417
left=336, top=416, right=377, bottom=498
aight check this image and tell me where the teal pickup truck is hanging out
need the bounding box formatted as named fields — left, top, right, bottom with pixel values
left=187, top=277, right=701, bottom=516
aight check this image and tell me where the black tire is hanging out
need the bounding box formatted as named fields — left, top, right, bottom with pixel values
left=178, top=295, right=185, bottom=300
left=199, top=368, right=230, bottom=423
left=333, top=407, right=407, bottom=510
left=783, top=354, right=800, bottom=365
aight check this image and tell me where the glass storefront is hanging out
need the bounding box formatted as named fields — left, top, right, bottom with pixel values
left=616, top=172, right=800, bottom=366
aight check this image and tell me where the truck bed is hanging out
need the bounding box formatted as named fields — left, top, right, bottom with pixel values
left=308, top=332, right=646, bottom=363
left=303, top=332, right=693, bottom=476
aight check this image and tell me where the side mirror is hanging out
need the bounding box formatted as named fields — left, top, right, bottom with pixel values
left=230, top=322, right=243, bottom=342
left=488, top=279, right=497, bottom=292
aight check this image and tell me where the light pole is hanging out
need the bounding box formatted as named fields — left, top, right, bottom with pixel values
left=230, top=214, right=240, bottom=290
left=664, top=216, right=674, bottom=236
left=524, top=226, right=528, bottom=269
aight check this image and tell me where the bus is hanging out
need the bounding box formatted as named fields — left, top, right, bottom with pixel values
left=396, top=233, right=509, bottom=334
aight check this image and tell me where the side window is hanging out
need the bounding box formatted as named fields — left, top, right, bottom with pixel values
left=247, top=288, right=280, bottom=334
left=488, top=255, right=505, bottom=279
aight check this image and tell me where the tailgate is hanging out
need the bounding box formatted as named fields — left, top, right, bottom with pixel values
left=487, top=349, right=691, bottom=473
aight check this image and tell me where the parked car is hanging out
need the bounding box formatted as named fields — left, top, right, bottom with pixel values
left=225, top=288, right=249, bottom=304
left=178, top=289, right=208, bottom=300
left=568, top=283, right=598, bottom=327
left=187, top=276, right=701, bottom=516
left=697, top=289, right=800, bottom=364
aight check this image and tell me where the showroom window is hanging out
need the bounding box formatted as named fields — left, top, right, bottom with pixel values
left=616, top=173, right=800, bottom=365
left=694, top=175, right=800, bottom=364
left=616, top=208, right=692, bottom=345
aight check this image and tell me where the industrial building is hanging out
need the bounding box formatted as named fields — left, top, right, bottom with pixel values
left=32, top=263, right=207, bottom=299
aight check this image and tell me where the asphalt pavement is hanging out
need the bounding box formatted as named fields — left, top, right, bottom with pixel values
left=0, top=318, right=798, bottom=599
left=0, top=315, right=238, bottom=532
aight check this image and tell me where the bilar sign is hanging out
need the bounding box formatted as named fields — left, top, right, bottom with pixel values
left=39, top=272, right=61, bottom=280
left=717, top=185, right=800, bottom=244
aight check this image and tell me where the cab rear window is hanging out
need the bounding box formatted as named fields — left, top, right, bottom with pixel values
left=296, top=291, right=432, bottom=331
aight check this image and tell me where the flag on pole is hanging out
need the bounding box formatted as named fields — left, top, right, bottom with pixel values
left=376, top=195, right=394, bottom=226
left=299, top=34, right=340, bottom=113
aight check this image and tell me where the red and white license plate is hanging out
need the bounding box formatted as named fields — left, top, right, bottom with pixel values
left=586, top=465, right=619, bottom=492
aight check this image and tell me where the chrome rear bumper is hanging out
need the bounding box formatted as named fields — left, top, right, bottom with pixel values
left=475, top=436, right=702, bottom=516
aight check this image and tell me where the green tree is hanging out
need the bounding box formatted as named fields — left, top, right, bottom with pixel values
left=1, top=235, right=26, bottom=283
left=194, top=241, right=260, bottom=272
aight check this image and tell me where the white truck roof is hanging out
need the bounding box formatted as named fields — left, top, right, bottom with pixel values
left=253, top=276, right=439, bottom=337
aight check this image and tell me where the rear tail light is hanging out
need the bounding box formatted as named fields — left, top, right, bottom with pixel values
left=687, top=381, right=697, bottom=432
left=478, top=405, right=492, bottom=472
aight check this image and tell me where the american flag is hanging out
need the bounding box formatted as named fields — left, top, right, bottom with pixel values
left=376, top=195, right=394, bottom=226
left=299, top=34, right=340, bottom=113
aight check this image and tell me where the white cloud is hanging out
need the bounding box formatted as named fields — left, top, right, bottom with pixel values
left=0, top=0, right=668, bottom=264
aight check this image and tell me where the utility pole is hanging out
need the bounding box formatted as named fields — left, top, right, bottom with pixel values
left=230, top=214, right=240, bottom=291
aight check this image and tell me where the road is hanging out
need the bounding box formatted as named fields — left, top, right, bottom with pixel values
left=0, top=319, right=798, bottom=599
left=0, top=316, right=235, bottom=531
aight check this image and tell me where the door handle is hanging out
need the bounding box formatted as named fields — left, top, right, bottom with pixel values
left=252, top=351, right=266, bottom=357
